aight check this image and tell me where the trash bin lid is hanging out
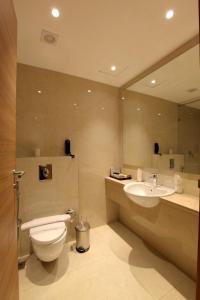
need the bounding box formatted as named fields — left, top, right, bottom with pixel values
left=75, top=221, right=90, bottom=232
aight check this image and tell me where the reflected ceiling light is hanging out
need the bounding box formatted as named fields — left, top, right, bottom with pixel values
left=151, top=79, right=156, bottom=84
left=37, top=90, right=42, bottom=94
left=51, top=7, right=60, bottom=18
left=137, top=107, right=141, bottom=111
left=121, top=96, right=125, bottom=100
left=165, top=9, right=174, bottom=20
left=87, top=89, right=92, bottom=93
left=111, top=65, right=117, bottom=71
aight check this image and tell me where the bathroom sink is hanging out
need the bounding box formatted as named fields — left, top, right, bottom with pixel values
left=123, top=182, right=175, bottom=208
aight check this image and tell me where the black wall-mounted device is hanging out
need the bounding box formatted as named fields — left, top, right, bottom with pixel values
left=65, top=139, right=75, bottom=158
left=154, top=143, right=159, bottom=154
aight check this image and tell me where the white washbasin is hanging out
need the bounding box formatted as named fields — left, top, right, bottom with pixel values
left=123, top=182, right=175, bottom=208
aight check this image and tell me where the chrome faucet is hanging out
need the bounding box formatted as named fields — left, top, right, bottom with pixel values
left=150, top=173, right=158, bottom=187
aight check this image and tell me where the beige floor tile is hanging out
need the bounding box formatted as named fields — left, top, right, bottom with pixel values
left=19, top=231, right=107, bottom=290
left=40, top=259, right=153, bottom=300
left=128, top=248, right=189, bottom=299
left=107, top=223, right=192, bottom=299
left=20, top=259, right=153, bottom=300
left=19, top=222, right=195, bottom=300
left=161, top=277, right=196, bottom=300
left=19, top=249, right=70, bottom=290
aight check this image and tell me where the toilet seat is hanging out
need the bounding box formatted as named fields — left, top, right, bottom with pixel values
left=30, top=222, right=66, bottom=245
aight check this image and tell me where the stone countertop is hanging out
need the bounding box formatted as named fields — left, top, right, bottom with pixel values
left=105, top=177, right=199, bottom=214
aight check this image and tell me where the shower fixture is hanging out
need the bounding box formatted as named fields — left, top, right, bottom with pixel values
left=13, top=170, right=25, bottom=240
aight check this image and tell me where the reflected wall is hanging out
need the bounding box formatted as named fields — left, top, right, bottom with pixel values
left=178, top=105, right=200, bottom=174
left=122, top=90, right=178, bottom=169
left=122, top=89, right=200, bottom=175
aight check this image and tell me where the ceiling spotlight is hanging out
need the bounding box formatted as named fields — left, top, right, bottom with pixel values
left=151, top=79, right=156, bottom=84
left=111, top=65, right=117, bottom=71
left=51, top=7, right=60, bottom=18
left=165, top=9, right=174, bottom=20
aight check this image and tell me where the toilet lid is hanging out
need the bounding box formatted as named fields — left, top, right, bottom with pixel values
left=30, top=222, right=66, bottom=245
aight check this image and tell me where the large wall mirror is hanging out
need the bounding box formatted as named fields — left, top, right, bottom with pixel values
left=122, top=42, right=200, bottom=175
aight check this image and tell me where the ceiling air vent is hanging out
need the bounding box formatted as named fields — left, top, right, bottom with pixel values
left=187, top=88, right=198, bottom=93
left=40, top=29, right=59, bottom=46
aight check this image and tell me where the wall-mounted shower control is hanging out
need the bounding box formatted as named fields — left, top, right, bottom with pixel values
left=39, top=164, right=52, bottom=180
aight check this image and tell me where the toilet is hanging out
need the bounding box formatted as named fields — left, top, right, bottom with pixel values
left=21, top=214, right=71, bottom=262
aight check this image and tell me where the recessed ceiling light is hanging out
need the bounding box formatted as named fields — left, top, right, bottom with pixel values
left=165, top=9, right=174, bottom=20
left=51, top=8, right=60, bottom=18
left=151, top=79, right=156, bottom=84
left=111, top=65, right=117, bottom=71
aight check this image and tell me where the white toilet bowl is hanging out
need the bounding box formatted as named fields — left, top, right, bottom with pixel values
left=21, top=214, right=71, bottom=262
left=30, top=222, right=67, bottom=262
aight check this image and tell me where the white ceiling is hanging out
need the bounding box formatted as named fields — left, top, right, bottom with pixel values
left=14, top=0, right=199, bottom=87
left=129, top=45, right=200, bottom=109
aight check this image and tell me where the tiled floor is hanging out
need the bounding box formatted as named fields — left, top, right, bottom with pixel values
left=19, top=222, right=196, bottom=300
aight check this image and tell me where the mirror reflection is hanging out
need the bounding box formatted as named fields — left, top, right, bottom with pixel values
left=123, top=45, right=200, bottom=175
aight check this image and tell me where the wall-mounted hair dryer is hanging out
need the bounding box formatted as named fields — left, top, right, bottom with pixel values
left=65, top=139, right=75, bottom=158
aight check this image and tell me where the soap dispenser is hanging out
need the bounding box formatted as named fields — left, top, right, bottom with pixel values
left=174, top=174, right=183, bottom=194
left=137, top=168, right=143, bottom=182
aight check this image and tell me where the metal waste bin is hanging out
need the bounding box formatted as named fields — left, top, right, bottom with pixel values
left=75, top=220, right=90, bottom=253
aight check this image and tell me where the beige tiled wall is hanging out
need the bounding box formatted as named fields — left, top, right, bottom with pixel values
left=178, top=105, right=200, bottom=174
left=16, top=64, right=122, bottom=256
